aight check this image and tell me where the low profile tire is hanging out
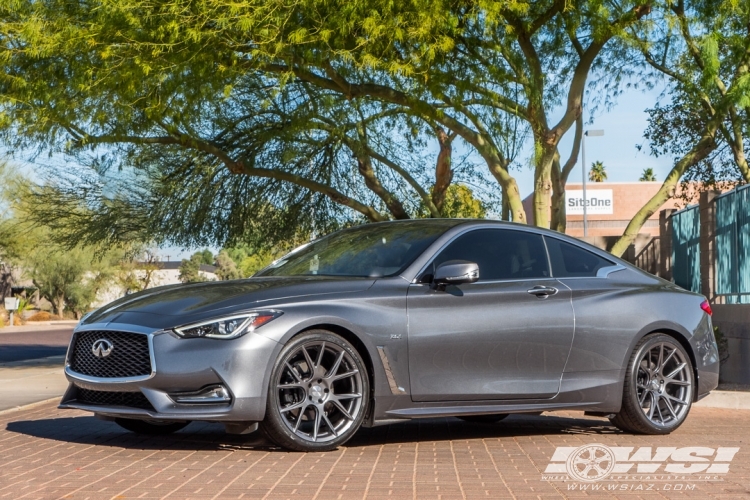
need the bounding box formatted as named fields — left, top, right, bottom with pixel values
left=458, top=414, right=509, bottom=424
left=610, top=333, right=694, bottom=435
left=115, top=418, right=189, bottom=435
left=260, top=330, right=370, bottom=452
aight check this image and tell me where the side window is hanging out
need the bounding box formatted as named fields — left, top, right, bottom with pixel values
left=432, top=229, right=550, bottom=281
left=544, top=237, right=615, bottom=278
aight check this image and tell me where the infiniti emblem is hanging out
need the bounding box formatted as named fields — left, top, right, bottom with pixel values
left=91, top=339, right=114, bottom=358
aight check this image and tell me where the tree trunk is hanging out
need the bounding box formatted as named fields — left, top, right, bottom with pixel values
left=55, top=295, right=65, bottom=319
left=532, top=146, right=556, bottom=228
left=610, top=125, right=718, bottom=257
left=355, top=156, right=409, bottom=219
left=431, top=128, right=453, bottom=213
left=550, top=154, right=566, bottom=232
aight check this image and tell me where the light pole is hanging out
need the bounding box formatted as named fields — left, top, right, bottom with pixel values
left=581, top=129, right=604, bottom=237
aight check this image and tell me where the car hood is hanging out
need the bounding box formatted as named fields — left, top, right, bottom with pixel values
left=81, top=276, right=375, bottom=329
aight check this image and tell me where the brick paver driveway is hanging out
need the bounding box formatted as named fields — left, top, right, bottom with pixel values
left=0, top=402, right=748, bottom=499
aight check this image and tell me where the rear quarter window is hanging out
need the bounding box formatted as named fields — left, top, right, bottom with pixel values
left=544, top=237, right=615, bottom=278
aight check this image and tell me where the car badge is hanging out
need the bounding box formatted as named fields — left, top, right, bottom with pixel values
left=91, top=339, right=114, bottom=358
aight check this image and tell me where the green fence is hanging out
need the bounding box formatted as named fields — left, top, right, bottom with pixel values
left=715, top=184, right=750, bottom=304
left=671, top=204, right=701, bottom=293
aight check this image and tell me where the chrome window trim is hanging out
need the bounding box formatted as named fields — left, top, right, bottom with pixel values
left=65, top=329, right=157, bottom=384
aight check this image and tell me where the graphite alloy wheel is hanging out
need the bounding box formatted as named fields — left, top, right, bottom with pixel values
left=458, top=414, right=510, bottom=424
left=115, top=418, right=189, bottom=435
left=261, top=330, right=369, bottom=452
left=610, top=334, right=694, bottom=434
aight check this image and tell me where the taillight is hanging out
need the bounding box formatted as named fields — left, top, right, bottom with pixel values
left=700, top=300, right=713, bottom=316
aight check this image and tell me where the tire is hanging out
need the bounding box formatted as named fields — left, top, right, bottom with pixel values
left=458, top=414, right=510, bottom=424
left=260, top=330, right=370, bottom=452
left=115, top=418, right=189, bottom=435
left=610, top=333, right=694, bottom=435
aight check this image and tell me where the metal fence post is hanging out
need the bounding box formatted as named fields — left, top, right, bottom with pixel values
left=659, top=209, right=676, bottom=280
left=699, top=190, right=720, bottom=302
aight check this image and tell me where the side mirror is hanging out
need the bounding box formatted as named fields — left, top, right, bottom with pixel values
left=433, top=260, right=479, bottom=287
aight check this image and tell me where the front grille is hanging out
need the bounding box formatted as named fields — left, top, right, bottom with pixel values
left=76, top=388, right=155, bottom=411
left=70, top=330, right=152, bottom=378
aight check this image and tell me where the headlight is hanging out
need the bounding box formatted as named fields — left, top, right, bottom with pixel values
left=173, top=311, right=282, bottom=339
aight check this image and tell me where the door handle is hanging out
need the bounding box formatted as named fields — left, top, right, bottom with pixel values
left=527, top=285, right=558, bottom=298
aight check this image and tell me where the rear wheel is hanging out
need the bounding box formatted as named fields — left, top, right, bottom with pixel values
left=115, top=418, right=189, bottom=435
left=610, top=334, right=694, bottom=434
left=260, top=330, right=369, bottom=452
left=458, top=414, right=509, bottom=424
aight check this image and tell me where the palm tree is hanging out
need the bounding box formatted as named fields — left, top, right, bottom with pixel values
left=639, top=168, right=657, bottom=181
left=588, top=161, right=607, bottom=182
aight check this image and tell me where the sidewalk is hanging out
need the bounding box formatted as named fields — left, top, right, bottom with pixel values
left=0, top=355, right=68, bottom=411
left=0, top=320, right=78, bottom=334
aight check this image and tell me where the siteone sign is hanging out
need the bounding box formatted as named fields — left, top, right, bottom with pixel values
left=566, top=189, right=614, bottom=215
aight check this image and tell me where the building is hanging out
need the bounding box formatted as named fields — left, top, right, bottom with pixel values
left=522, top=181, right=689, bottom=239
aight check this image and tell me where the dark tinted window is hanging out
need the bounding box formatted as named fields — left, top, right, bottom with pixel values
left=544, top=237, right=615, bottom=277
left=431, top=229, right=550, bottom=281
left=256, top=221, right=458, bottom=278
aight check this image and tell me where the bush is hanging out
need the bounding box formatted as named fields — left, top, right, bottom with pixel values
left=26, top=311, right=53, bottom=322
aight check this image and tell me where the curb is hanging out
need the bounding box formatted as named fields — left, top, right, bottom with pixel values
left=0, top=322, right=78, bottom=334
left=694, top=390, right=750, bottom=410
left=0, top=397, right=59, bottom=417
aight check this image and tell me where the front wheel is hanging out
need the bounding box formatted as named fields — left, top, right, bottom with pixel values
left=260, top=330, right=370, bottom=452
left=610, top=334, right=694, bottom=434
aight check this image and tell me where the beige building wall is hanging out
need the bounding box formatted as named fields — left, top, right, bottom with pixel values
left=522, top=182, right=687, bottom=238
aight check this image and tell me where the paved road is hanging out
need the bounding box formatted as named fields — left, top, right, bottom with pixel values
left=0, top=328, right=73, bottom=411
left=0, top=327, right=73, bottom=363
left=0, top=404, right=748, bottom=499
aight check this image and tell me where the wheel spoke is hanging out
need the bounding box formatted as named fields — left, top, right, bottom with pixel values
left=638, top=389, right=649, bottom=405
left=277, top=382, right=304, bottom=390
left=655, top=396, right=665, bottom=423
left=663, top=397, right=678, bottom=419
left=331, top=399, right=354, bottom=420
left=666, top=394, right=688, bottom=406
left=647, top=392, right=656, bottom=419
left=322, top=412, right=338, bottom=437
left=293, top=406, right=306, bottom=432
left=312, top=406, right=322, bottom=442
left=281, top=400, right=306, bottom=413
left=334, top=393, right=362, bottom=400
left=330, top=369, right=359, bottom=382
left=315, top=341, right=326, bottom=368
left=659, top=348, right=677, bottom=373
left=301, top=347, right=315, bottom=376
left=325, top=351, right=346, bottom=378
left=657, top=344, right=664, bottom=373
left=664, top=377, right=690, bottom=387
left=665, top=362, right=687, bottom=379
left=285, top=362, right=303, bottom=383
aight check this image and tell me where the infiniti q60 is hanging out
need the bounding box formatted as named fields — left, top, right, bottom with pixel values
left=61, top=220, right=720, bottom=451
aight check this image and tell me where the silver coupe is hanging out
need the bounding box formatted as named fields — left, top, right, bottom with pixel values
left=60, top=220, right=720, bottom=451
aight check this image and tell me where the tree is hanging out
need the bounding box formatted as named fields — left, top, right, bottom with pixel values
left=611, top=0, right=750, bottom=256
left=588, top=161, right=608, bottom=182
left=435, top=185, right=487, bottom=219
left=196, top=249, right=215, bottom=266
left=639, top=168, right=657, bottom=181
left=0, top=0, right=655, bottom=248
left=178, top=255, right=208, bottom=284
left=215, top=251, right=242, bottom=281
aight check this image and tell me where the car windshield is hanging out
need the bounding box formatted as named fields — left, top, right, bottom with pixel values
left=256, top=221, right=459, bottom=278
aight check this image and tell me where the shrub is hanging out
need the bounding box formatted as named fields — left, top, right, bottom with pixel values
left=26, top=311, right=53, bottom=322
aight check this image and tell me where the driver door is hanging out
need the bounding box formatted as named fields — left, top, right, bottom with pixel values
left=406, top=228, right=575, bottom=401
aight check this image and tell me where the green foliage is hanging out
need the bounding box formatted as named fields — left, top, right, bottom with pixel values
left=178, top=255, right=208, bottom=284
left=588, top=161, right=608, bottom=182
left=438, top=184, right=487, bottom=219
left=215, top=250, right=242, bottom=281
left=639, top=168, right=657, bottom=182
left=194, top=249, right=215, bottom=266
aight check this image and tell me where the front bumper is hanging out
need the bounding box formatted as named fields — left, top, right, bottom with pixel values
left=60, top=322, right=281, bottom=422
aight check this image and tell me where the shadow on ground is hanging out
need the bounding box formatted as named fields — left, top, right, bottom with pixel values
left=5, top=412, right=621, bottom=453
